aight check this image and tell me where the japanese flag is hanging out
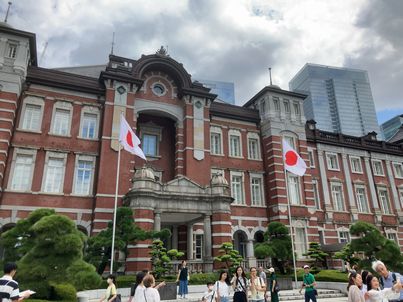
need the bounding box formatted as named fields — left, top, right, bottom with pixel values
left=119, top=115, right=147, bottom=160
left=282, top=139, right=307, bottom=176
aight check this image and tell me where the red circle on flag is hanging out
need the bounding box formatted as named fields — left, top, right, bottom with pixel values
left=285, top=150, right=298, bottom=166
left=126, top=131, right=134, bottom=147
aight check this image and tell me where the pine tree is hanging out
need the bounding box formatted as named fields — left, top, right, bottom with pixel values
left=303, top=242, right=328, bottom=272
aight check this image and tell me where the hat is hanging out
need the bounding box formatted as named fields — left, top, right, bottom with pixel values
left=303, top=265, right=310, bottom=269
left=268, top=267, right=275, bottom=273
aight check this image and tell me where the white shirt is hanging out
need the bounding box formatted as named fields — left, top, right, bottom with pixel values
left=214, top=281, right=230, bottom=297
left=250, top=277, right=266, bottom=301
left=367, top=288, right=400, bottom=302
left=202, top=290, right=216, bottom=302
left=133, top=285, right=146, bottom=302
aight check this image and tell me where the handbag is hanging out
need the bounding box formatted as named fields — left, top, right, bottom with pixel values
left=313, top=289, right=318, bottom=296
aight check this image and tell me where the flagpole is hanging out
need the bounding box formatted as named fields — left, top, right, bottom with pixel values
left=283, top=163, right=299, bottom=289
left=110, top=142, right=121, bottom=274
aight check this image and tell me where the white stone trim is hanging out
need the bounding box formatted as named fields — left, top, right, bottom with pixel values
left=49, top=100, right=73, bottom=136
left=326, top=152, right=340, bottom=171
left=126, top=258, right=151, bottom=262
left=210, top=126, right=224, bottom=156
left=247, top=132, right=261, bottom=160
left=228, top=129, right=243, bottom=158
left=7, top=147, right=37, bottom=191
left=18, top=95, right=44, bottom=132
left=133, top=218, right=154, bottom=223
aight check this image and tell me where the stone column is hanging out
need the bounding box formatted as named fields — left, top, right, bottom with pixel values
left=203, top=214, right=212, bottom=259
left=246, top=239, right=257, bottom=268
left=154, top=211, right=161, bottom=231
left=175, top=123, right=184, bottom=177
left=13, top=41, right=28, bottom=75
left=385, top=160, right=401, bottom=212
left=187, top=224, right=193, bottom=260
left=341, top=154, right=356, bottom=211
left=364, top=157, right=380, bottom=210
left=317, top=150, right=331, bottom=205
left=172, top=225, right=178, bottom=250
left=0, top=37, right=7, bottom=68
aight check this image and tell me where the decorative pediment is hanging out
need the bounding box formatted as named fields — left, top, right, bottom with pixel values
left=164, top=176, right=205, bottom=194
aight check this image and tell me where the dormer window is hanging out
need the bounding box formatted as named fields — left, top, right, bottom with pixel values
left=7, top=43, right=17, bottom=59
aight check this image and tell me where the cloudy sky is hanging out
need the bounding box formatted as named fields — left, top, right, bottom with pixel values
left=1, top=0, right=402, bottom=124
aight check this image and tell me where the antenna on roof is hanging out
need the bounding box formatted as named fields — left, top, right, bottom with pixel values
left=268, top=67, right=273, bottom=86
left=39, top=41, right=48, bottom=66
left=4, top=1, right=12, bottom=23
left=111, top=32, right=115, bottom=55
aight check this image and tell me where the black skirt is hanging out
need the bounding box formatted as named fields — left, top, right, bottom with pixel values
left=233, top=291, right=247, bottom=302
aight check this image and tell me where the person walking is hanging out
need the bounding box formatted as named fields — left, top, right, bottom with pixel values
left=99, top=274, right=117, bottom=302
left=214, top=271, right=231, bottom=302
left=258, top=267, right=267, bottom=285
left=299, top=265, right=317, bottom=302
left=372, top=260, right=403, bottom=302
left=365, top=275, right=402, bottom=302
left=268, top=267, right=279, bottom=302
left=176, top=260, right=189, bottom=299
left=130, top=271, right=146, bottom=302
left=0, top=262, right=31, bottom=302
left=250, top=267, right=266, bottom=302
left=347, top=272, right=365, bottom=302
left=231, top=266, right=249, bottom=302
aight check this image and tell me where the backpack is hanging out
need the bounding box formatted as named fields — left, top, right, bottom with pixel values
left=379, top=273, right=397, bottom=290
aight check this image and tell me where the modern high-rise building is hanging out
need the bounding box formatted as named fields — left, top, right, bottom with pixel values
left=381, top=114, right=403, bottom=141
left=289, top=64, right=381, bottom=138
left=196, top=79, right=235, bottom=104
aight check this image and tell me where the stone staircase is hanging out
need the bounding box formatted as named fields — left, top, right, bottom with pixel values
left=277, top=289, right=346, bottom=301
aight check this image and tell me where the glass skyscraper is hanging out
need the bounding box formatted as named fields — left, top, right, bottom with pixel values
left=196, top=79, right=235, bottom=105
left=381, top=114, right=403, bottom=141
left=289, top=64, right=381, bottom=138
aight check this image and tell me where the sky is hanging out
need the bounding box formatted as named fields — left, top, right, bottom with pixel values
left=1, top=0, right=402, bottom=124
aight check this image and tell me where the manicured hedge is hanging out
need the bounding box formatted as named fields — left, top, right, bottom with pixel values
left=279, top=269, right=348, bottom=282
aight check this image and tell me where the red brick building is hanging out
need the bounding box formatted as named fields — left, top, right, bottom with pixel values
left=1, top=24, right=402, bottom=273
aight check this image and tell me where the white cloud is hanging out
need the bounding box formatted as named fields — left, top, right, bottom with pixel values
left=1, top=0, right=402, bottom=112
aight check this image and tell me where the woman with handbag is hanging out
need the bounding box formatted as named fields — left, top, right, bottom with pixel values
left=215, top=271, right=231, bottom=302
left=230, top=266, right=249, bottom=302
left=99, top=274, right=118, bottom=302
left=176, top=260, right=190, bottom=299
left=268, top=267, right=279, bottom=302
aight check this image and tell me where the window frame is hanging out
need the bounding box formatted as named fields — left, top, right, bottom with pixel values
left=230, top=171, right=245, bottom=205
left=193, top=233, right=204, bottom=260
left=386, top=232, right=398, bottom=244
left=372, top=159, right=384, bottom=176
left=350, top=156, right=363, bottom=174
left=78, top=106, right=100, bottom=140
left=6, top=42, right=18, bottom=59
left=312, top=179, right=321, bottom=209
left=210, top=126, right=223, bottom=156
left=378, top=187, right=392, bottom=214
left=331, top=182, right=345, bottom=211
left=355, top=185, right=369, bottom=213
left=284, top=100, right=290, bottom=115
left=308, top=149, right=315, bottom=168
left=273, top=97, right=280, bottom=113
left=139, top=122, right=163, bottom=158
left=72, top=155, right=96, bottom=196
left=294, top=225, right=308, bottom=258
left=49, top=101, right=73, bottom=137
left=18, top=96, right=45, bottom=133
left=287, top=173, right=301, bottom=205
left=7, top=148, right=37, bottom=192
left=392, top=162, right=403, bottom=179
left=250, top=173, right=264, bottom=206
left=293, top=102, right=300, bottom=116
left=228, top=129, right=243, bottom=158
left=247, top=132, right=261, bottom=160
left=326, top=152, right=340, bottom=171
left=41, top=151, right=67, bottom=194
left=338, top=231, right=350, bottom=243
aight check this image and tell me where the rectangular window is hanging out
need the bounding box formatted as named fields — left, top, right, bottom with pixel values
left=260, top=100, right=266, bottom=114
left=350, top=156, right=363, bottom=173
left=339, top=231, right=350, bottom=243
left=386, top=233, right=398, bottom=243
left=355, top=186, right=369, bottom=213
left=273, top=98, right=280, bottom=111
left=81, top=113, right=97, bottom=139
left=295, top=227, right=307, bottom=258
left=251, top=177, right=263, bottom=206
left=399, top=190, right=403, bottom=208
left=193, top=234, right=203, bottom=260
left=378, top=189, right=391, bottom=214
left=248, top=138, right=259, bottom=159
left=230, top=135, right=241, bottom=157
left=331, top=183, right=345, bottom=211
left=288, top=174, right=301, bottom=205
left=210, top=132, right=222, bottom=155
left=143, top=134, right=158, bottom=156
left=284, top=136, right=295, bottom=149
left=22, top=104, right=41, bottom=131
left=284, top=100, right=290, bottom=114
left=7, top=43, right=17, bottom=58
left=308, top=150, right=315, bottom=168
left=231, top=175, right=244, bottom=204
left=44, top=158, right=64, bottom=193
left=52, top=109, right=70, bottom=136
left=312, top=180, right=321, bottom=209
left=326, top=153, right=339, bottom=170
left=11, top=154, right=33, bottom=191
left=372, top=160, right=384, bottom=176
left=293, top=102, right=300, bottom=115
left=74, top=160, right=93, bottom=195
left=393, top=163, right=403, bottom=178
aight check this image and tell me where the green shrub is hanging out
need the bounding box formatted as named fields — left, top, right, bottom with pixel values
left=66, top=261, right=102, bottom=291
left=189, top=273, right=219, bottom=285
left=278, top=269, right=348, bottom=283
left=51, top=283, right=76, bottom=301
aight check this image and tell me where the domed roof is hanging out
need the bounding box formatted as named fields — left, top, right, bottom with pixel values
left=133, top=166, right=155, bottom=180
left=211, top=173, right=228, bottom=186
left=0, top=21, right=13, bottom=28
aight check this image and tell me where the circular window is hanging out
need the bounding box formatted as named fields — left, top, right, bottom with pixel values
left=195, top=101, right=203, bottom=109
left=152, top=83, right=165, bottom=96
